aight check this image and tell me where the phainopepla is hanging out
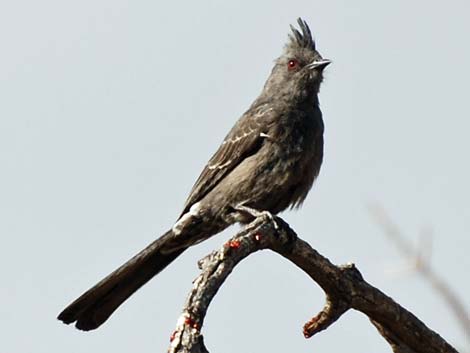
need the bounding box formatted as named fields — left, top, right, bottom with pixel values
left=58, top=18, right=330, bottom=331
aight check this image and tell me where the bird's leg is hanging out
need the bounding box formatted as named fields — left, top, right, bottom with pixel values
left=233, top=203, right=279, bottom=230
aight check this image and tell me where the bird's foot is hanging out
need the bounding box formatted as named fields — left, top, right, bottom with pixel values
left=234, top=204, right=279, bottom=230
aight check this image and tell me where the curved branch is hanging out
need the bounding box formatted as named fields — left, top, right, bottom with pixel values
left=168, top=216, right=459, bottom=353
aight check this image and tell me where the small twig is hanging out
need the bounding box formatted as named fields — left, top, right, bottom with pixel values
left=168, top=216, right=458, bottom=353
left=302, top=294, right=349, bottom=337
left=368, top=203, right=470, bottom=346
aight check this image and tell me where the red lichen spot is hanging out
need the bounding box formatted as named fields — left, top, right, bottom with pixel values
left=303, top=329, right=310, bottom=338
left=183, top=316, right=200, bottom=331
left=170, top=330, right=177, bottom=342
left=228, top=239, right=241, bottom=249
left=254, top=233, right=262, bottom=241
left=302, top=316, right=319, bottom=338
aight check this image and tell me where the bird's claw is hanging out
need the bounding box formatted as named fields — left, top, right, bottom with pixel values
left=234, top=204, right=279, bottom=230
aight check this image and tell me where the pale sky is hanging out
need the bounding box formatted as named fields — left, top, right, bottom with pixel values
left=1, top=1, right=469, bottom=352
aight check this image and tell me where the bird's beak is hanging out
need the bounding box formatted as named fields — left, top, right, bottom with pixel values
left=307, top=59, right=331, bottom=70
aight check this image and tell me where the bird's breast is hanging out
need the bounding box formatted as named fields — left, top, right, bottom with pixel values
left=255, top=109, right=323, bottom=211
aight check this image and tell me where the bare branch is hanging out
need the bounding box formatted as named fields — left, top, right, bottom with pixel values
left=368, top=203, right=470, bottom=345
left=168, top=216, right=459, bottom=353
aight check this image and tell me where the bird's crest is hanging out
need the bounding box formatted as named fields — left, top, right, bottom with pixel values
left=287, top=18, right=316, bottom=51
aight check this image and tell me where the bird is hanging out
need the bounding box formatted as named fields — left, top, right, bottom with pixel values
left=58, top=18, right=330, bottom=331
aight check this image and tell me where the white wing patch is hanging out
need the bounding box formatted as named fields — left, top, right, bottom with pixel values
left=208, top=159, right=233, bottom=170
left=221, top=128, right=255, bottom=145
left=206, top=104, right=274, bottom=173
left=172, top=202, right=201, bottom=235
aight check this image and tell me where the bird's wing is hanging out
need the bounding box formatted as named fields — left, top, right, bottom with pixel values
left=180, top=104, right=275, bottom=216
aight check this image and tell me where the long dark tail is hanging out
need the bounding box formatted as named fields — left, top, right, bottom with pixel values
left=57, top=230, right=185, bottom=331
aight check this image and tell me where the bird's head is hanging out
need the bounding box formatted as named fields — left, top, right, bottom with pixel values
left=262, top=18, right=330, bottom=103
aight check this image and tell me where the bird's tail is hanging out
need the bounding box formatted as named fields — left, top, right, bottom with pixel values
left=57, top=229, right=185, bottom=331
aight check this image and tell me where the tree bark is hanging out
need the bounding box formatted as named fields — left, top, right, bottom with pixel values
left=168, top=216, right=459, bottom=353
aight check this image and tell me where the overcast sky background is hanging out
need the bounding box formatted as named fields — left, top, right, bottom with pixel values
left=1, top=1, right=469, bottom=352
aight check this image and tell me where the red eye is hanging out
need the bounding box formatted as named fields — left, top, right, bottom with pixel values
left=287, top=59, right=299, bottom=70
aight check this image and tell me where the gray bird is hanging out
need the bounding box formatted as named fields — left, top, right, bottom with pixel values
left=58, top=18, right=330, bottom=331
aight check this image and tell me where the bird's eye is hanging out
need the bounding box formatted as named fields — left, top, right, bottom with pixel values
left=287, top=59, right=299, bottom=70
